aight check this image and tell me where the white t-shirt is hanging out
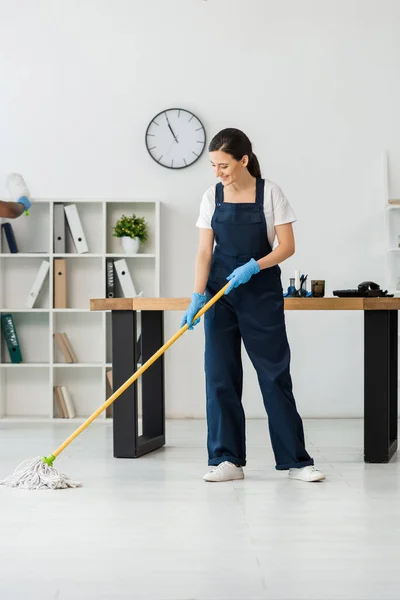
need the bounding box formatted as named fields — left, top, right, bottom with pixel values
left=196, top=179, right=296, bottom=248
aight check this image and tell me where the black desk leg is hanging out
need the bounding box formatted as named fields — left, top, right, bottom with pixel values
left=364, top=310, right=398, bottom=463
left=139, top=310, right=165, bottom=456
left=112, top=310, right=138, bottom=458
left=111, top=310, right=165, bottom=459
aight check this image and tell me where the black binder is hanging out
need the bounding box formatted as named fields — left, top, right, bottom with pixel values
left=1, top=314, right=22, bottom=363
left=106, top=258, right=115, bottom=298
left=1, top=223, right=18, bottom=253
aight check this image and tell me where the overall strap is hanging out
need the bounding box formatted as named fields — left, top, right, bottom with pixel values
left=255, top=178, right=265, bottom=207
left=215, top=182, right=224, bottom=205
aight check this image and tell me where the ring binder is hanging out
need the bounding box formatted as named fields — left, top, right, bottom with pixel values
left=1, top=314, right=22, bottom=363
left=114, top=258, right=139, bottom=297
left=54, top=259, right=67, bottom=308
left=54, top=204, right=66, bottom=253
left=64, top=204, right=89, bottom=254
left=106, top=258, right=115, bottom=298
left=26, top=260, right=50, bottom=309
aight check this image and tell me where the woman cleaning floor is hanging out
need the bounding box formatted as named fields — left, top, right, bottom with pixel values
left=181, top=128, right=325, bottom=483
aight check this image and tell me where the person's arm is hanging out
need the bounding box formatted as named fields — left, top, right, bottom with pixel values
left=180, top=228, right=214, bottom=329
left=256, top=223, right=295, bottom=270
left=193, top=228, right=214, bottom=294
left=0, top=200, right=25, bottom=219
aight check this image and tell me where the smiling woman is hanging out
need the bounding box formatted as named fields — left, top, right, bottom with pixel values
left=181, top=127, right=326, bottom=484
left=145, top=108, right=206, bottom=169
left=209, top=128, right=262, bottom=182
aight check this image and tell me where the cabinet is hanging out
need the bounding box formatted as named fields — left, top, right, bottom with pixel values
left=0, top=199, right=160, bottom=421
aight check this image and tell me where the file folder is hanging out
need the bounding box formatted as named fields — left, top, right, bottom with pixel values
left=26, top=260, right=50, bottom=309
left=106, top=369, right=113, bottom=391
left=54, top=332, right=73, bottom=363
left=106, top=258, right=115, bottom=298
left=1, top=222, right=18, bottom=253
left=54, top=258, right=67, bottom=308
left=60, top=332, right=78, bottom=363
left=54, top=386, right=68, bottom=418
left=64, top=204, right=88, bottom=254
left=54, top=203, right=66, bottom=253
left=1, top=314, right=22, bottom=363
left=114, top=259, right=138, bottom=297
left=61, top=385, right=76, bottom=418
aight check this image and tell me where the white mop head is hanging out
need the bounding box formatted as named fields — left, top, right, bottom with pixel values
left=0, top=457, right=81, bottom=490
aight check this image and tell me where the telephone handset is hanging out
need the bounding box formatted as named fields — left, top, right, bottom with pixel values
left=358, top=281, right=380, bottom=293
left=333, top=281, right=393, bottom=298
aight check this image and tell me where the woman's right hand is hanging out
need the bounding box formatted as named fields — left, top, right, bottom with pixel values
left=180, top=292, right=207, bottom=330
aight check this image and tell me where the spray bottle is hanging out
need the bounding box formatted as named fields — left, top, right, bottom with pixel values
left=6, top=173, right=31, bottom=216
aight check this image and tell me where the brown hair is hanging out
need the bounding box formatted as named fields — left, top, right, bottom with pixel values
left=208, top=128, right=261, bottom=178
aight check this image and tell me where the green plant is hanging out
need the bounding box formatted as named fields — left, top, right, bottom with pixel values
left=112, top=214, right=149, bottom=243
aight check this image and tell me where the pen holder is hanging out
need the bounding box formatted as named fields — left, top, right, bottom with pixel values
left=311, top=280, right=325, bottom=298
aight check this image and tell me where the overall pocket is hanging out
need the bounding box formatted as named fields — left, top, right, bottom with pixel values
left=214, top=211, right=263, bottom=257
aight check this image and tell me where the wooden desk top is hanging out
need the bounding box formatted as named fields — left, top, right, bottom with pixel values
left=90, top=297, right=400, bottom=311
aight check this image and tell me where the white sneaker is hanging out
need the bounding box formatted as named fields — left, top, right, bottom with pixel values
left=288, top=465, right=326, bottom=482
left=203, top=461, right=244, bottom=482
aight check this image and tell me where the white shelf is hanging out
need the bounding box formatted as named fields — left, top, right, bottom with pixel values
left=0, top=363, right=49, bottom=368
left=32, top=197, right=159, bottom=204
left=53, top=363, right=104, bottom=368
left=386, top=248, right=400, bottom=252
left=54, top=253, right=103, bottom=258
left=53, top=308, right=92, bottom=313
left=0, top=308, right=49, bottom=312
left=49, top=252, right=157, bottom=259
left=0, top=253, right=50, bottom=258
left=0, top=198, right=160, bottom=420
left=106, top=253, right=156, bottom=258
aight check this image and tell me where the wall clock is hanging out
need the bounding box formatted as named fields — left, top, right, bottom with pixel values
left=145, top=108, right=206, bottom=169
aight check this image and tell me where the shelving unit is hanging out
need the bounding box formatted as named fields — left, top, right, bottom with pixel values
left=383, top=152, right=400, bottom=297
left=0, top=198, right=160, bottom=421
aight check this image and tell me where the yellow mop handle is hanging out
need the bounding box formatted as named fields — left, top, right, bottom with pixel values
left=45, top=283, right=229, bottom=464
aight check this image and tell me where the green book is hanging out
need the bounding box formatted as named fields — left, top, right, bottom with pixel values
left=1, top=314, right=22, bottom=363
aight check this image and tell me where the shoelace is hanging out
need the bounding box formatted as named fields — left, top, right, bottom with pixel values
left=210, top=462, right=235, bottom=472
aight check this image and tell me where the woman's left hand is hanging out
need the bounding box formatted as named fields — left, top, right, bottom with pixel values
left=225, top=258, right=260, bottom=294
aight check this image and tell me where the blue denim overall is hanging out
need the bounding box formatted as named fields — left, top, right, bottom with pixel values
left=204, top=178, right=313, bottom=470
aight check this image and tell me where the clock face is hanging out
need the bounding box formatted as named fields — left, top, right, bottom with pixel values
left=145, top=108, right=206, bottom=169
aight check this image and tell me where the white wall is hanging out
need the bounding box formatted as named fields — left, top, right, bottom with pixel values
left=1, top=0, right=400, bottom=418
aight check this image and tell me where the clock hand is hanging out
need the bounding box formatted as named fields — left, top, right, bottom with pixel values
left=165, top=113, right=179, bottom=143
left=168, top=124, right=178, bottom=143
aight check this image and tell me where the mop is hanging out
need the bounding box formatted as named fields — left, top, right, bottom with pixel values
left=0, top=283, right=229, bottom=490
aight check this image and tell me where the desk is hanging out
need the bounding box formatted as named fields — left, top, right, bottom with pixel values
left=90, top=297, right=400, bottom=464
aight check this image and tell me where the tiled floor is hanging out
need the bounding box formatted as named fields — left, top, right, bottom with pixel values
left=0, top=418, right=399, bottom=600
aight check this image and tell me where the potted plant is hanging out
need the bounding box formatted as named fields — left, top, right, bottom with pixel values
left=112, top=214, right=149, bottom=254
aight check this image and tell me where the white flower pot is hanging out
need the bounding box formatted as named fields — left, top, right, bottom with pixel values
left=121, top=236, right=140, bottom=254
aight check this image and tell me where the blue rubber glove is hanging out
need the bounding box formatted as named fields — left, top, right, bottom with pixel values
left=225, top=258, right=260, bottom=295
left=17, top=195, right=31, bottom=211
left=181, top=292, right=207, bottom=330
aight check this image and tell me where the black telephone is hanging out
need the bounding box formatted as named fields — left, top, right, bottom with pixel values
left=333, top=281, right=393, bottom=298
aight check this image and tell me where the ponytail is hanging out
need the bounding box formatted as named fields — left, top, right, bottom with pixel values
left=247, top=153, right=261, bottom=178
